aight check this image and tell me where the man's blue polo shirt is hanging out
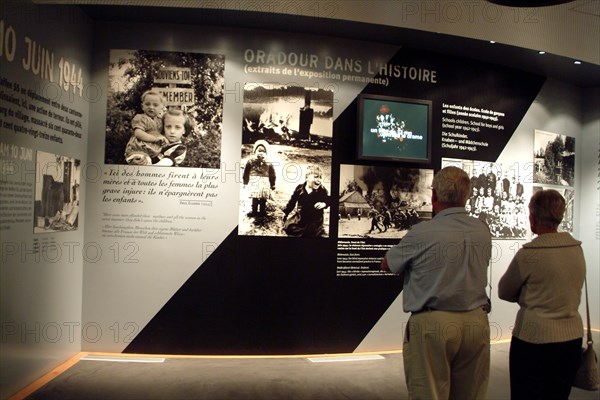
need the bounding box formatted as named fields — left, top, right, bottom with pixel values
left=385, top=207, right=491, bottom=313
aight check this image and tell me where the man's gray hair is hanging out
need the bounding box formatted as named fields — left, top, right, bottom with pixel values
left=432, top=166, right=470, bottom=206
left=529, top=189, right=565, bottom=229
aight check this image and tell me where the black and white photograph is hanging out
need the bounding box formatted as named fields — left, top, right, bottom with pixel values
left=533, top=185, right=575, bottom=233
left=442, top=158, right=528, bottom=239
left=533, top=130, right=575, bottom=187
left=33, top=151, right=81, bottom=233
left=105, top=49, right=224, bottom=168
left=337, top=164, right=433, bottom=239
left=238, top=84, right=333, bottom=237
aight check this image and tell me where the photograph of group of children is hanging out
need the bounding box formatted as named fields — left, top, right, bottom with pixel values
left=104, top=49, right=225, bottom=168
left=337, top=164, right=433, bottom=239
left=237, top=84, right=334, bottom=238
left=442, top=158, right=528, bottom=239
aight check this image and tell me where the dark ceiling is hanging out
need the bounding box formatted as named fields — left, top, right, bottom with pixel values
left=79, top=5, right=599, bottom=88
left=486, top=0, right=576, bottom=6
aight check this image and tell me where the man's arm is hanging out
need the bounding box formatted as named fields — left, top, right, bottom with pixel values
left=381, top=233, right=418, bottom=275
left=381, top=256, right=404, bottom=291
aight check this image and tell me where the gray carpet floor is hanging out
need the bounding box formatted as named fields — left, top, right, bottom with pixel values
left=26, top=339, right=600, bottom=400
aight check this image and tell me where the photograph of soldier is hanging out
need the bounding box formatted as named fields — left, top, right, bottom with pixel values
left=238, top=84, right=333, bottom=237
left=368, top=207, right=384, bottom=234
left=533, top=130, right=575, bottom=187
left=442, top=158, right=528, bottom=239
left=338, top=164, right=433, bottom=239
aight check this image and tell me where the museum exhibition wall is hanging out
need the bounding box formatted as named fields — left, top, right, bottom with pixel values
left=1, top=1, right=92, bottom=397
left=1, top=0, right=598, bottom=398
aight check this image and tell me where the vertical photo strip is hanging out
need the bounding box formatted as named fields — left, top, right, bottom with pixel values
left=238, top=84, right=334, bottom=237
left=532, top=130, right=576, bottom=233
left=105, top=49, right=225, bottom=168
left=533, top=130, right=575, bottom=187
left=532, top=186, right=575, bottom=233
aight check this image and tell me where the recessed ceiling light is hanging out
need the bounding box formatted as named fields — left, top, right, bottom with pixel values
left=489, top=41, right=496, bottom=44
left=538, top=51, right=546, bottom=55
left=574, top=60, right=582, bottom=65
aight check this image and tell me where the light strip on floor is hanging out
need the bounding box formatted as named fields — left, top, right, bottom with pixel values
left=80, top=355, right=165, bottom=363
left=307, top=354, right=385, bottom=363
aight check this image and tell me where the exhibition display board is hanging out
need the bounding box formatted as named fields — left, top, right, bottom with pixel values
left=83, top=22, right=552, bottom=355
left=1, top=7, right=598, bottom=397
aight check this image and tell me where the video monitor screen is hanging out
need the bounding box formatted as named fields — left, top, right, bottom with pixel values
left=357, top=94, right=432, bottom=163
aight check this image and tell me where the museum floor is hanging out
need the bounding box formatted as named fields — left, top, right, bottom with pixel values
left=16, top=334, right=600, bottom=400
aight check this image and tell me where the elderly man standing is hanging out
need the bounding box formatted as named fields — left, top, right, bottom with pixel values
left=382, top=166, right=492, bottom=400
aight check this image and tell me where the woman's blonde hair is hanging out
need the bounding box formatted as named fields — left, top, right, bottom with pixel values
left=529, top=189, right=565, bottom=229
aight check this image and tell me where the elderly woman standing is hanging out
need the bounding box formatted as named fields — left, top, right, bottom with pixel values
left=499, top=189, right=585, bottom=400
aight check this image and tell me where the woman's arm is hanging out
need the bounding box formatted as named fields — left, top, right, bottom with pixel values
left=498, top=254, right=524, bottom=303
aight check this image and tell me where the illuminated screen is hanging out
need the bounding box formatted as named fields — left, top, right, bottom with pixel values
left=357, top=94, right=432, bottom=163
